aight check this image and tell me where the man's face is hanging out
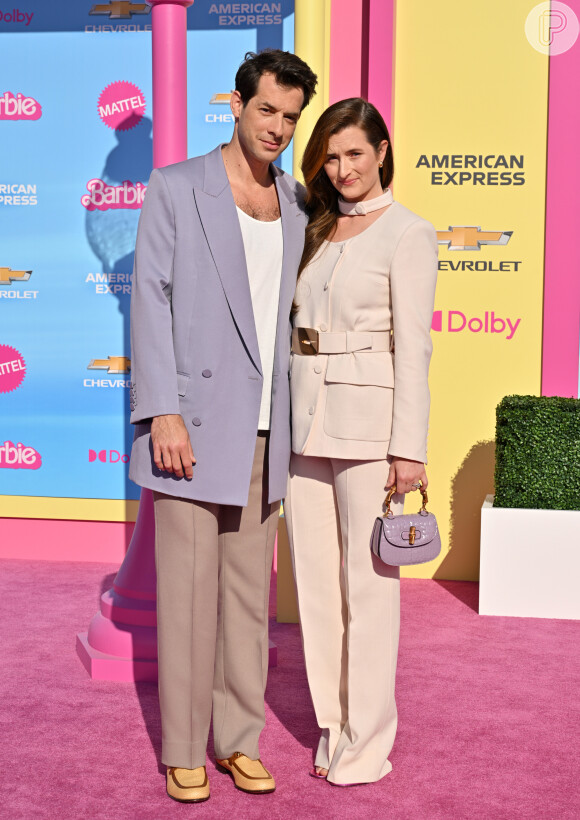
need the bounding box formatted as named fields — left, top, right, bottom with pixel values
left=231, top=72, right=304, bottom=164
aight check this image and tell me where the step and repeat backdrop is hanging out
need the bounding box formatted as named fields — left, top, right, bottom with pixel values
left=0, top=0, right=294, bottom=506
left=393, top=0, right=554, bottom=579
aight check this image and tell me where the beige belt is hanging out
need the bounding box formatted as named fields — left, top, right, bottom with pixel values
left=292, top=327, right=392, bottom=355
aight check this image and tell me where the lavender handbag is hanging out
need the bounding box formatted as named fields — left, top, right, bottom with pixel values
left=370, top=484, right=441, bottom=566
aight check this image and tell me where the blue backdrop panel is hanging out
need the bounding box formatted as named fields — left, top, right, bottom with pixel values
left=0, top=1, right=294, bottom=501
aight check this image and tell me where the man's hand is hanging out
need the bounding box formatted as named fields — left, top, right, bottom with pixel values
left=151, top=414, right=196, bottom=479
left=385, top=457, right=428, bottom=494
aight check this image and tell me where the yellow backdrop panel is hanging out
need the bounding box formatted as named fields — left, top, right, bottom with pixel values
left=393, top=0, right=548, bottom=579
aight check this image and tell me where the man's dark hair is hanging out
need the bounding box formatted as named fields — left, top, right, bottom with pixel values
left=235, top=49, right=317, bottom=111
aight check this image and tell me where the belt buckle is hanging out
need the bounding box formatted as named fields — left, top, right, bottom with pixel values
left=297, top=328, right=319, bottom=355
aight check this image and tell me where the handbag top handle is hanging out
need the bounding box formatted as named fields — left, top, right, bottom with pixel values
left=384, top=482, right=430, bottom=519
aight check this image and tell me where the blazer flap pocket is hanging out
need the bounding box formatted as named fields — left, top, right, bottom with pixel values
left=177, top=372, right=190, bottom=397
left=325, top=351, right=394, bottom=387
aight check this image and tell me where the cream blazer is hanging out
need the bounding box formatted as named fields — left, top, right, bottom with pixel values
left=290, top=201, right=438, bottom=463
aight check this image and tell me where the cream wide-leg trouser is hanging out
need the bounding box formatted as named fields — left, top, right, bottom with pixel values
left=153, top=433, right=279, bottom=770
left=284, top=452, right=402, bottom=785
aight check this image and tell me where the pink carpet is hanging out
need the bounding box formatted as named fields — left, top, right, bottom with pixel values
left=1, top=559, right=579, bottom=819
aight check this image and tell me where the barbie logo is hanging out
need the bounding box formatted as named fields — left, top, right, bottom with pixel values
left=81, top=179, right=147, bottom=211
left=0, top=91, right=42, bottom=120
left=0, top=441, right=41, bottom=469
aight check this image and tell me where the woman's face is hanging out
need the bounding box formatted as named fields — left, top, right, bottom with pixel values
left=323, top=125, right=388, bottom=202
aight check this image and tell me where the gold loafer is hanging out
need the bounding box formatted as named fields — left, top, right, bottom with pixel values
left=216, top=752, right=275, bottom=794
left=166, top=766, right=210, bottom=803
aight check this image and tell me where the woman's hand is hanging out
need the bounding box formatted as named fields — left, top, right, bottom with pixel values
left=385, top=457, right=427, bottom=494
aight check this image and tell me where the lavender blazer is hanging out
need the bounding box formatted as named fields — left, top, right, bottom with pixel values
left=128, top=145, right=307, bottom=505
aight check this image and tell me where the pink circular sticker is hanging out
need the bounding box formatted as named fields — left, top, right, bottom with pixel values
left=0, top=344, right=26, bottom=393
left=98, top=81, right=146, bottom=132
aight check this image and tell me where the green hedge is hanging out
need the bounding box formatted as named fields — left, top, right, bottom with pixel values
left=494, top=394, right=580, bottom=510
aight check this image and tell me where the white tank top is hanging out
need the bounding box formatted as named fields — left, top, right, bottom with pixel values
left=236, top=206, right=283, bottom=430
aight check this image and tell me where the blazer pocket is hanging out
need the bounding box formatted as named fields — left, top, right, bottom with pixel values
left=323, top=353, right=394, bottom=442
left=177, top=372, right=190, bottom=397
left=325, top=351, right=394, bottom=387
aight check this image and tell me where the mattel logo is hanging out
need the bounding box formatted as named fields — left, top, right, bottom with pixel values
left=81, top=179, right=146, bottom=211
left=0, top=91, right=41, bottom=121
left=89, top=449, right=130, bottom=464
left=0, top=441, right=41, bottom=470
left=432, top=310, right=521, bottom=340
left=0, top=8, right=34, bottom=25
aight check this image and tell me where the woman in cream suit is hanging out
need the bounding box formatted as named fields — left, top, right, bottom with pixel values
left=284, top=98, right=438, bottom=785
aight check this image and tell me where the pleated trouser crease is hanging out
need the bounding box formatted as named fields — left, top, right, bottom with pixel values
left=153, top=433, right=279, bottom=769
left=285, top=452, right=401, bottom=785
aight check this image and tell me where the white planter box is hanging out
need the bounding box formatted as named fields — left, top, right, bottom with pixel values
left=479, top=495, right=580, bottom=620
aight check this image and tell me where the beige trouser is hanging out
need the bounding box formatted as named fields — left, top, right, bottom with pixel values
left=284, top=453, right=401, bottom=785
left=153, top=434, right=279, bottom=769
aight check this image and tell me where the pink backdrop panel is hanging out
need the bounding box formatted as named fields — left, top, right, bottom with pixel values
left=542, top=0, right=580, bottom=398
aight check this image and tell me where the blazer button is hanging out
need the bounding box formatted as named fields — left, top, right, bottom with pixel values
left=314, top=366, right=322, bottom=374
left=308, top=407, right=315, bottom=415
left=319, top=323, right=327, bottom=332
left=192, top=417, right=202, bottom=426
left=202, top=369, right=212, bottom=378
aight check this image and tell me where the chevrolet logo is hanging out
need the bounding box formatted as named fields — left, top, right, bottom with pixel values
left=88, top=356, right=131, bottom=374
left=89, top=2, right=151, bottom=19
left=210, top=93, right=233, bottom=104
left=0, top=267, right=32, bottom=286
left=437, top=226, right=513, bottom=251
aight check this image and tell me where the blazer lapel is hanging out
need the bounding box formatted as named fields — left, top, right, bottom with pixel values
left=193, top=146, right=262, bottom=376
left=274, top=167, right=306, bottom=373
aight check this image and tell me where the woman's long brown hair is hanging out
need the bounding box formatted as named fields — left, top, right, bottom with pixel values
left=293, top=98, right=394, bottom=315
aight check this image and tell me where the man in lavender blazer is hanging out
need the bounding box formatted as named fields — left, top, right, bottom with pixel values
left=129, top=51, right=317, bottom=803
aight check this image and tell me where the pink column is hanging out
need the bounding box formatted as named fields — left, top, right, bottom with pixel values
left=329, top=0, right=396, bottom=134
left=329, top=0, right=364, bottom=103
left=367, top=0, right=395, bottom=132
left=76, top=0, right=194, bottom=682
left=151, top=0, right=192, bottom=168
left=541, top=0, right=580, bottom=398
